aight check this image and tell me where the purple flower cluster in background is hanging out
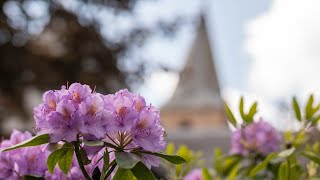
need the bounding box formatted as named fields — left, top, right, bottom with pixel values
left=0, top=130, right=48, bottom=179
left=34, top=83, right=166, bottom=168
left=184, top=169, right=203, bottom=180
left=230, top=120, right=281, bottom=156
left=0, top=130, right=113, bottom=179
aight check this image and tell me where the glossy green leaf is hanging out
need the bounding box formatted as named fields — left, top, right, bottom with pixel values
left=302, top=151, right=320, bottom=165
left=57, top=145, right=74, bottom=174
left=306, top=95, right=315, bottom=120
left=165, top=143, right=175, bottom=155
left=115, top=152, right=140, bottom=169
left=176, top=145, right=192, bottom=163
left=214, top=148, right=223, bottom=173
left=1, top=134, right=50, bottom=152
left=239, top=97, right=256, bottom=124
left=131, top=162, right=155, bottom=180
left=79, top=146, right=91, bottom=165
left=175, top=145, right=192, bottom=176
left=278, top=148, right=295, bottom=158
left=246, top=102, right=258, bottom=123
left=220, top=155, right=242, bottom=176
left=46, top=143, right=61, bottom=152
left=311, top=114, right=320, bottom=125
left=113, top=168, right=135, bottom=180
left=293, top=97, right=302, bottom=121
left=101, top=150, right=110, bottom=174
left=292, top=131, right=306, bottom=147
left=83, top=140, right=104, bottom=147
left=224, top=102, right=237, bottom=127
left=249, top=152, right=277, bottom=177
left=47, top=143, right=74, bottom=174
left=47, top=149, right=63, bottom=174
left=278, top=161, right=288, bottom=180
left=227, top=163, right=239, bottom=180
left=202, top=168, right=213, bottom=180
left=239, top=97, right=245, bottom=121
left=284, top=131, right=292, bottom=142
left=136, top=151, right=186, bottom=164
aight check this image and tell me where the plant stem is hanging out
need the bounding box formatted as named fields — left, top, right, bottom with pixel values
left=287, top=159, right=291, bottom=180
left=73, top=142, right=92, bottom=180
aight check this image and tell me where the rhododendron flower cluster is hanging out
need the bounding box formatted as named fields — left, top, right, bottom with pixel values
left=34, top=83, right=166, bottom=154
left=0, top=130, right=48, bottom=179
left=230, top=120, right=281, bottom=156
left=2, top=83, right=185, bottom=180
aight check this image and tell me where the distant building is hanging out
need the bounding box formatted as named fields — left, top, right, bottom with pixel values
left=161, top=17, right=226, bottom=129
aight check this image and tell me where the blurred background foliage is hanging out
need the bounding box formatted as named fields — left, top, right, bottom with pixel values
left=0, top=0, right=184, bottom=134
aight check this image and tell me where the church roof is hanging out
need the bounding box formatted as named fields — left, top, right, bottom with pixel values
left=163, top=17, right=222, bottom=111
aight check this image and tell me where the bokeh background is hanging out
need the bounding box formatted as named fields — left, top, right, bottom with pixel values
left=1, top=0, right=320, bottom=151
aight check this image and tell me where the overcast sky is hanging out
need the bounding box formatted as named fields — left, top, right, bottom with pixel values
left=137, top=0, right=271, bottom=106
left=136, top=0, right=320, bottom=130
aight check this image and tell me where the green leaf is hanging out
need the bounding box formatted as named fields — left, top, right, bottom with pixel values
left=248, top=152, right=277, bottom=177
left=224, top=102, right=237, bottom=127
left=293, top=97, right=302, bottom=121
left=1, top=134, right=50, bottom=152
left=101, top=150, right=110, bottom=174
left=278, top=161, right=288, bottom=180
left=136, top=151, right=186, bottom=164
left=165, top=143, right=175, bottom=155
left=175, top=145, right=192, bottom=176
left=47, top=149, right=63, bottom=174
left=131, top=161, right=155, bottom=180
left=202, top=168, right=212, bottom=180
left=220, top=155, right=242, bottom=176
left=311, top=114, right=320, bottom=125
left=306, top=94, right=315, bottom=120
left=302, top=151, right=320, bottom=165
left=292, top=131, right=306, bottom=147
left=47, top=143, right=74, bottom=174
left=278, top=148, right=295, bottom=158
left=227, top=163, right=240, bottom=180
left=239, top=97, right=256, bottom=124
left=79, top=146, right=91, bottom=165
left=176, top=145, right=192, bottom=163
left=113, top=168, right=135, bottom=180
left=57, top=144, right=74, bottom=174
left=246, top=102, right=258, bottom=122
left=46, top=143, right=61, bottom=152
left=115, top=152, right=141, bottom=169
left=284, top=131, right=292, bottom=142
left=239, top=97, right=245, bottom=121
left=214, top=148, right=223, bottom=173
left=83, top=140, right=104, bottom=147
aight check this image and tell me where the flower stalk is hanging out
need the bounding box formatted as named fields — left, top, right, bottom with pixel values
left=73, top=141, right=92, bottom=180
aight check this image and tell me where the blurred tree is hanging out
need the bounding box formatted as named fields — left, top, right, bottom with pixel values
left=0, top=0, right=182, bottom=134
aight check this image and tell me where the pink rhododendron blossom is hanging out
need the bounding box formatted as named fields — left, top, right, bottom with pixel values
left=0, top=130, right=48, bottom=179
left=230, top=120, right=281, bottom=156
left=184, top=169, right=203, bottom=180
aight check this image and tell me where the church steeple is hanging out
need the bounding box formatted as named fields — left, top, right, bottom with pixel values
left=164, top=17, right=222, bottom=110
left=161, top=16, right=226, bottom=128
